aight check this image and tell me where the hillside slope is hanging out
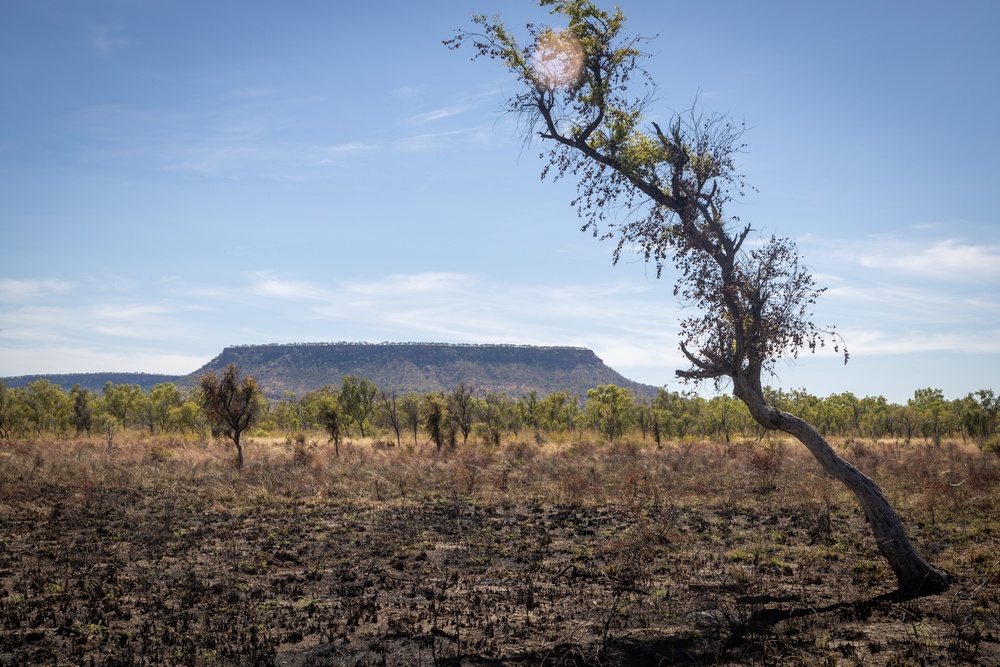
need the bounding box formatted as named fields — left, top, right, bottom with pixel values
left=1, top=372, right=181, bottom=393
left=175, top=342, right=658, bottom=399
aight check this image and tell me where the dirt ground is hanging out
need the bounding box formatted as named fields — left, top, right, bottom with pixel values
left=1, top=437, right=998, bottom=665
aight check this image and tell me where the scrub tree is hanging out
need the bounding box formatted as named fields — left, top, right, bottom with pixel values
left=449, top=0, right=948, bottom=596
left=585, top=384, right=633, bottom=442
left=318, top=393, right=345, bottom=458
left=103, top=382, right=143, bottom=430
left=0, top=380, right=11, bottom=440
left=340, top=375, right=378, bottom=438
left=199, top=363, right=263, bottom=469
left=449, top=381, right=477, bottom=446
left=379, top=391, right=404, bottom=448
left=401, top=392, right=422, bottom=448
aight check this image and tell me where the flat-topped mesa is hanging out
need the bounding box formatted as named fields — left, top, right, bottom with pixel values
left=177, top=342, right=657, bottom=399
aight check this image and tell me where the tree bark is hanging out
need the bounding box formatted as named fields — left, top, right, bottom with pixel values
left=233, top=431, right=244, bottom=469
left=732, top=372, right=949, bottom=598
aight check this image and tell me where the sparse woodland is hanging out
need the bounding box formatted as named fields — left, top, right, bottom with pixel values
left=1, top=378, right=998, bottom=452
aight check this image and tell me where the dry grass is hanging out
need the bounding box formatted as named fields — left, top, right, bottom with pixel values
left=0, top=431, right=998, bottom=665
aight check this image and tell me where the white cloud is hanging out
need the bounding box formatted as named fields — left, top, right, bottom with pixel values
left=0, top=306, right=79, bottom=343
left=857, top=238, right=1000, bottom=283
left=0, top=279, right=74, bottom=303
left=833, top=328, right=1000, bottom=356
left=0, top=347, right=209, bottom=377
left=233, top=272, right=678, bottom=364
left=341, top=272, right=472, bottom=297
left=1, top=299, right=199, bottom=349
left=246, top=271, right=329, bottom=301
left=395, top=127, right=492, bottom=153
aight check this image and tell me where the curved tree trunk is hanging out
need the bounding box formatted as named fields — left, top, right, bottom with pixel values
left=732, top=372, right=949, bottom=598
left=233, top=430, right=245, bottom=469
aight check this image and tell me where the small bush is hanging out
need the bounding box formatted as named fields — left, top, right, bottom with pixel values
left=145, top=446, right=174, bottom=463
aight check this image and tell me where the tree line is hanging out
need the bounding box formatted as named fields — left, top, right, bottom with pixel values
left=1, top=373, right=996, bottom=452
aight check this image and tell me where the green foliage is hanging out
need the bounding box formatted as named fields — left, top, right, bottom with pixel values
left=298, top=386, right=347, bottom=455
left=316, top=392, right=344, bottom=457
left=69, top=385, right=95, bottom=435
left=961, top=389, right=998, bottom=449
left=477, top=392, right=518, bottom=447
left=102, top=382, right=143, bottom=429
left=858, top=395, right=891, bottom=439
left=0, top=379, right=17, bottom=439
left=702, top=394, right=753, bottom=443
left=168, top=399, right=202, bottom=434
left=26, top=379, right=72, bottom=435
left=585, top=384, right=633, bottom=442
left=145, top=383, right=183, bottom=434
left=340, top=375, right=378, bottom=438
left=519, top=390, right=541, bottom=431
left=422, top=393, right=448, bottom=450
left=652, top=388, right=698, bottom=439
left=400, top=392, right=421, bottom=448
left=908, top=388, right=952, bottom=446
left=268, top=392, right=304, bottom=433
left=4, top=373, right=996, bottom=449
left=536, top=390, right=580, bottom=433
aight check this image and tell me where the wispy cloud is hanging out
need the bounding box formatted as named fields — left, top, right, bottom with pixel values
left=857, top=238, right=1000, bottom=283
left=408, top=105, right=473, bottom=123
left=396, top=127, right=493, bottom=153
left=825, top=283, right=997, bottom=316
left=799, top=231, right=1000, bottom=356
left=342, top=272, right=472, bottom=297
left=0, top=346, right=209, bottom=376
left=247, top=271, right=330, bottom=301
left=0, top=279, right=74, bottom=303
left=0, top=306, right=80, bottom=343
left=2, top=299, right=193, bottom=348
left=321, top=142, right=378, bottom=154
left=831, top=328, right=1000, bottom=356
left=92, top=25, right=131, bottom=57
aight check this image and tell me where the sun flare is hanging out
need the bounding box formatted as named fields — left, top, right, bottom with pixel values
left=531, top=28, right=584, bottom=89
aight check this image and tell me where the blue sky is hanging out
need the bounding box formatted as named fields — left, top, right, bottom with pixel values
left=1, top=0, right=997, bottom=404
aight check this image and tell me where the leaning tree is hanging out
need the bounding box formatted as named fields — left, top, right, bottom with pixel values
left=448, top=0, right=948, bottom=596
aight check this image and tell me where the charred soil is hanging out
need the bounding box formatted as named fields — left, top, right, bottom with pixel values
left=0, top=435, right=998, bottom=665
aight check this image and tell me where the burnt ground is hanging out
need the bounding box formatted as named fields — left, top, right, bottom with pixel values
left=0, top=489, right=997, bottom=666
left=0, top=437, right=998, bottom=665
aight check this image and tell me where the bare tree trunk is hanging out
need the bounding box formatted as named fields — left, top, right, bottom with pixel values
left=733, top=373, right=948, bottom=597
left=233, top=431, right=245, bottom=469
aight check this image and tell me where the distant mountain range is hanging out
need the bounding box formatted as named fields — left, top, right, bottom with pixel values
left=3, top=342, right=660, bottom=399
